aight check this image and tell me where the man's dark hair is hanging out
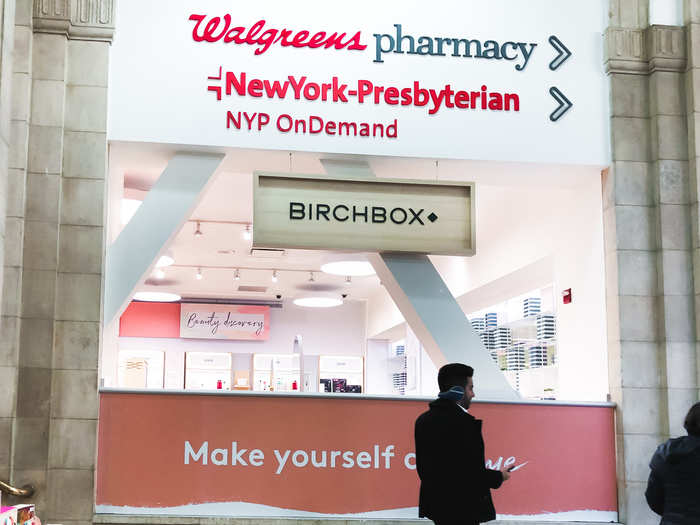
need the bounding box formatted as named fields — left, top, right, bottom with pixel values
left=438, top=363, right=474, bottom=392
left=684, top=402, right=700, bottom=437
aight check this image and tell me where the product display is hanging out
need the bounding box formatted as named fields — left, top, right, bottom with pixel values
left=319, top=355, right=364, bottom=394
left=185, top=352, right=231, bottom=390
left=319, top=378, right=332, bottom=392
left=253, top=354, right=300, bottom=392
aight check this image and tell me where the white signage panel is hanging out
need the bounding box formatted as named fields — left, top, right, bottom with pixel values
left=180, top=304, right=270, bottom=340
left=253, top=173, right=474, bottom=255
left=109, top=0, right=609, bottom=165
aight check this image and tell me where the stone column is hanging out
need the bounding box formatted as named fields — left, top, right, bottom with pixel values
left=604, top=25, right=661, bottom=523
left=605, top=3, right=700, bottom=523
left=0, top=0, right=18, bottom=492
left=1, top=0, right=113, bottom=520
left=646, top=26, right=698, bottom=439
left=685, top=0, right=700, bottom=426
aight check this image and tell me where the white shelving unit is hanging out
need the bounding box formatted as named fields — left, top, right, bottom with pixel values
left=118, top=350, right=165, bottom=389
left=318, top=355, right=364, bottom=393
left=185, top=352, right=232, bottom=390
left=253, top=353, right=300, bottom=392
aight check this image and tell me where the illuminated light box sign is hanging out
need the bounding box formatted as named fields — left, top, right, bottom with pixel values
left=180, top=304, right=270, bottom=340
left=253, top=173, right=474, bottom=255
left=96, top=393, right=618, bottom=520
left=109, top=0, right=610, bottom=165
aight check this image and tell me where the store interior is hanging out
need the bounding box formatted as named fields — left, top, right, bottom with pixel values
left=101, top=143, right=608, bottom=401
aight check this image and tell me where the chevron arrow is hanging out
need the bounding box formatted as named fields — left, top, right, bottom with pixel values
left=548, top=35, right=572, bottom=71
left=549, top=87, right=572, bottom=122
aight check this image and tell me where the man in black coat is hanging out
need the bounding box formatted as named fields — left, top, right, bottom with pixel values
left=645, top=402, right=700, bottom=525
left=415, top=363, right=510, bottom=525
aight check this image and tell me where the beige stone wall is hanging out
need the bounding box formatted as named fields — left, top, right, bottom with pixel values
left=0, top=0, right=113, bottom=520
left=0, top=0, right=19, bottom=494
left=605, top=1, right=700, bottom=523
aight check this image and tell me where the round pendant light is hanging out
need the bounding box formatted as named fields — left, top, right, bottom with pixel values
left=321, top=254, right=375, bottom=276
left=293, top=297, right=343, bottom=308
left=133, top=291, right=181, bottom=302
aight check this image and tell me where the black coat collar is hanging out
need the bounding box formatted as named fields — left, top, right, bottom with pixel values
left=429, top=398, right=477, bottom=420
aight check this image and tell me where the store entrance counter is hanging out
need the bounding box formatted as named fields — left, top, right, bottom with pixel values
left=96, top=389, right=617, bottom=522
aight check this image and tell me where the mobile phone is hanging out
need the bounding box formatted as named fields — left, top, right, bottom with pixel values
left=508, top=461, right=528, bottom=472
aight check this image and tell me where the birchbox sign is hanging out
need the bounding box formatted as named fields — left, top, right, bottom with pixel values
left=180, top=304, right=270, bottom=340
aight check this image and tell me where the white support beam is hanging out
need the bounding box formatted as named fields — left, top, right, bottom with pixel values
left=369, top=253, right=519, bottom=400
left=104, top=152, right=225, bottom=324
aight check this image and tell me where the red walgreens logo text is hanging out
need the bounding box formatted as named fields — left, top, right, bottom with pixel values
left=188, top=15, right=367, bottom=56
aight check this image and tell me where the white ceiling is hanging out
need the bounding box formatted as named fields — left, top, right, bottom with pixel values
left=109, top=141, right=599, bottom=304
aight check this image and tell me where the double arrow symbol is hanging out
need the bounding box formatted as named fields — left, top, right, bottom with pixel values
left=548, top=35, right=573, bottom=122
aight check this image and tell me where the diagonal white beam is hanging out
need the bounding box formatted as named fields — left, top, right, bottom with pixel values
left=368, top=253, right=519, bottom=400
left=104, top=152, right=225, bottom=324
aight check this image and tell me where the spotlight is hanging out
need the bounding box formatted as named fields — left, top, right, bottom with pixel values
left=194, top=221, right=203, bottom=237
left=243, top=224, right=252, bottom=241
left=345, top=276, right=352, bottom=285
left=156, top=254, right=174, bottom=267
left=196, top=268, right=203, bottom=280
left=234, top=268, right=240, bottom=281
left=309, top=271, right=315, bottom=282
left=272, top=270, right=278, bottom=283
left=155, top=269, right=165, bottom=279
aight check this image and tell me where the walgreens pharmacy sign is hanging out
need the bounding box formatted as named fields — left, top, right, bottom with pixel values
left=188, top=14, right=537, bottom=72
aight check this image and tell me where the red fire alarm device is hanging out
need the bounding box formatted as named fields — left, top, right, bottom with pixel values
left=562, top=288, right=572, bottom=304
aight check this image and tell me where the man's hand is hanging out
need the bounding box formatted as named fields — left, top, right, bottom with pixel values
left=499, top=466, right=511, bottom=481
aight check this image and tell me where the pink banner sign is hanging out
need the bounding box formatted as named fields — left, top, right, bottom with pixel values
left=180, top=304, right=270, bottom=340
left=96, top=393, right=617, bottom=520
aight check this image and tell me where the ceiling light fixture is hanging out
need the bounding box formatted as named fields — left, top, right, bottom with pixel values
left=194, top=221, right=203, bottom=237
left=134, top=291, right=181, bottom=302
left=234, top=268, right=240, bottom=280
left=155, top=251, right=174, bottom=268
left=196, top=268, right=203, bottom=280
left=309, top=271, right=315, bottom=282
left=271, top=270, right=278, bottom=283
left=294, top=297, right=343, bottom=308
left=345, top=276, right=352, bottom=285
left=155, top=269, right=165, bottom=279
left=243, top=224, right=252, bottom=241
left=320, top=254, right=375, bottom=276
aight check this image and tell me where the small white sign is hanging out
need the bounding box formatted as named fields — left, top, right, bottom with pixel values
left=180, top=304, right=270, bottom=340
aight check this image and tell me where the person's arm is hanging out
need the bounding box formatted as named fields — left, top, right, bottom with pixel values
left=465, top=422, right=504, bottom=490
left=483, top=465, right=504, bottom=489
left=645, top=470, right=664, bottom=515
left=645, top=448, right=666, bottom=516
left=415, top=416, right=441, bottom=483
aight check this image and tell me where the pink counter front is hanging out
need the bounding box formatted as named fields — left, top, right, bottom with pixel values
left=96, top=391, right=617, bottom=521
